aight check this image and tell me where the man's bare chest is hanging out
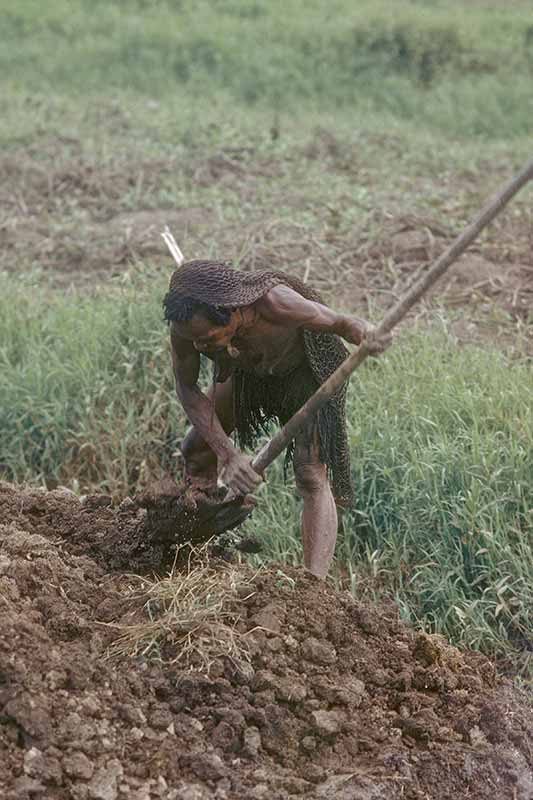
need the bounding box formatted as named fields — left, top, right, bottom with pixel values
left=217, top=320, right=305, bottom=377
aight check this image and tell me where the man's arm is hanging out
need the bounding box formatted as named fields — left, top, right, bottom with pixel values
left=170, top=325, right=261, bottom=494
left=256, top=284, right=371, bottom=345
left=170, top=326, right=233, bottom=461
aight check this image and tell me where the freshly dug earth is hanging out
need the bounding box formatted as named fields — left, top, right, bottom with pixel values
left=0, top=479, right=254, bottom=574
left=1, top=483, right=532, bottom=800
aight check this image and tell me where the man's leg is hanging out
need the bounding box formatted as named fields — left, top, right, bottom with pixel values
left=294, top=431, right=338, bottom=579
left=181, top=378, right=235, bottom=488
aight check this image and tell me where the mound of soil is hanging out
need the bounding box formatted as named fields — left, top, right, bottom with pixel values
left=0, top=479, right=254, bottom=574
left=1, top=482, right=532, bottom=800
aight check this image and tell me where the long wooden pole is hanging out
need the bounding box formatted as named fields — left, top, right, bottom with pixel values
left=252, top=159, right=533, bottom=474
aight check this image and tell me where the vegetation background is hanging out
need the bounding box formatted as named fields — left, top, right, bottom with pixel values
left=1, top=0, right=532, bottom=676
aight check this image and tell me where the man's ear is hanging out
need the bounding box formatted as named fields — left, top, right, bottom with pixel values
left=230, top=308, right=244, bottom=329
left=233, top=306, right=254, bottom=329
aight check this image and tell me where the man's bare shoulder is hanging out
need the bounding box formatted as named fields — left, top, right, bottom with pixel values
left=254, top=284, right=304, bottom=319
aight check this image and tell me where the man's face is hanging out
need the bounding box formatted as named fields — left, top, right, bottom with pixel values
left=176, top=311, right=239, bottom=354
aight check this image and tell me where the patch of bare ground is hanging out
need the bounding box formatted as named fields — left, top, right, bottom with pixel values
left=348, top=213, right=533, bottom=352
left=0, top=143, right=277, bottom=285
left=1, top=481, right=532, bottom=799
left=1, top=137, right=531, bottom=351
left=0, top=148, right=214, bottom=285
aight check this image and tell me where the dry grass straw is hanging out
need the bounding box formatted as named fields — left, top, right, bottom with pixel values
left=106, top=544, right=257, bottom=672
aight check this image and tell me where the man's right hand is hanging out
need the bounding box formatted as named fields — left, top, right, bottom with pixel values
left=219, top=450, right=263, bottom=496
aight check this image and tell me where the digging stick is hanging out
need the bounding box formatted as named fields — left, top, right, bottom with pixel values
left=251, top=159, right=533, bottom=475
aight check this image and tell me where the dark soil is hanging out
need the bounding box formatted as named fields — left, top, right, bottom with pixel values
left=1, top=482, right=532, bottom=799
left=0, top=478, right=254, bottom=574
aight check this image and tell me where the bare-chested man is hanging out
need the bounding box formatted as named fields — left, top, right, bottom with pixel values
left=164, top=260, right=385, bottom=578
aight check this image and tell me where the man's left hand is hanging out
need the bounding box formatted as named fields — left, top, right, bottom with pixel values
left=344, top=317, right=392, bottom=355
left=362, top=325, right=393, bottom=356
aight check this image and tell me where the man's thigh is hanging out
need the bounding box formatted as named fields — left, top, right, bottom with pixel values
left=211, top=376, right=236, bottom=434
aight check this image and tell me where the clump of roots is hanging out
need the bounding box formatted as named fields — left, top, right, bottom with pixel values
left=106, top=544, right=257, bottom=672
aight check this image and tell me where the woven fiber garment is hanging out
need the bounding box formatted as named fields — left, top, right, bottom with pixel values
left=164, top=261, right=354, bottom=506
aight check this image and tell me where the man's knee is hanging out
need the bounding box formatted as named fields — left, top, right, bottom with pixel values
left=294, top=462, right=328, bottom=497
left=294, top=433, right=329, bottom=497
left=181, top=428, right=216, bottom=475
left=180, top=427, right=200, bottom=461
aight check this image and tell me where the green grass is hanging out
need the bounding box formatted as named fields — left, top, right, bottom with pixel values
left=1, top=0, right=533, bottom=145
left=1, top=269, right=531, bottom=673
left=251, top=331, right=533, bottom=674
left=0, top=268, right=181, bottom=492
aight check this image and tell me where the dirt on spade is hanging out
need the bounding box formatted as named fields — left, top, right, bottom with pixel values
left=0, top=477, right=255, bottom=574
left=1, top=481, right=532, bottom=800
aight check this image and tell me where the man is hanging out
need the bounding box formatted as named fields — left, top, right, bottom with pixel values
left=164, top=260, right=386, bottom=578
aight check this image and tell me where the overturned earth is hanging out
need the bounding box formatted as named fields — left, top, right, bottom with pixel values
left=0, top=477, right=257, bottom=575
left=1, top=481, right=532, bottom=800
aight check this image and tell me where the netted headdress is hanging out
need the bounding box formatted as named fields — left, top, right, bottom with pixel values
left=164, top=260, right=286, bottom=321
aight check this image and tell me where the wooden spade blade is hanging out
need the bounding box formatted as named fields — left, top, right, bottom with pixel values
left=135, top=476, right=256, bottom=546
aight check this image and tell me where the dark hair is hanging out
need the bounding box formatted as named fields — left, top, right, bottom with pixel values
left=163, top=291, right=233, bottom=326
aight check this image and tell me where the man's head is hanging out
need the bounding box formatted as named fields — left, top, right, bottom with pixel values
left=163, top=293, right=240, bottom=353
